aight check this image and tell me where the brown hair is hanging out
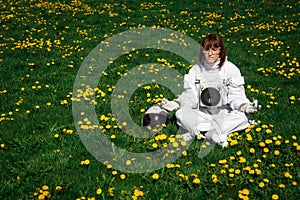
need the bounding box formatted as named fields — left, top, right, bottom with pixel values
left=199, top=33, right=227, bottom=67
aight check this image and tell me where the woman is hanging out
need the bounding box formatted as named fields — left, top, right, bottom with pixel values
left=159, top=33, right=260, bottom=147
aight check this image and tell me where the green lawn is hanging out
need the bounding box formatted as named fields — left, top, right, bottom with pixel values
left=0, top=0, right=299, bottom=199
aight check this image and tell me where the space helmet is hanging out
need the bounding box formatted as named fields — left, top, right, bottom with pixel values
left=142, top=105, right=169, bottom=131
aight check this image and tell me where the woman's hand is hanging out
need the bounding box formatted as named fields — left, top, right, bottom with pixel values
left=239, top=99, right=261, bottom=114
left=158, top=98, right=180, bottom=112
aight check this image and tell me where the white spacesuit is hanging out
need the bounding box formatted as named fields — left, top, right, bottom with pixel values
left=159, top=58, right=260, bottom=147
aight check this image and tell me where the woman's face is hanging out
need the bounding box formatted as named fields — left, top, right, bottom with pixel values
left=203, top=47, right=221, bottom=63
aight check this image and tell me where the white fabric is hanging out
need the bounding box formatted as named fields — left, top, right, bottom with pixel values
left=239, top=99, right=261, bottom=114
left=146, top=105, right=168, bottom=115
left=158, top=98, right=180, bottom=112
left=175, top=58, right=251, bottom=145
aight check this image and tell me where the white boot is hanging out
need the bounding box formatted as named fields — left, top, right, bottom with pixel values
left=205, top=129, right=229, bottom=148
left=181, top=131, right=207, bottom=141
left=220, top=141, right=229, bottom=148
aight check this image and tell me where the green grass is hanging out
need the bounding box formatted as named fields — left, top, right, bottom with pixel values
left=0, top=0, right=299, bottom=199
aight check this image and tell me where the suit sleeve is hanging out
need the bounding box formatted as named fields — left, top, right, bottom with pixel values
left=176, top=67, right=199, bottom=109
left=226, top=66, right=250, bottom=110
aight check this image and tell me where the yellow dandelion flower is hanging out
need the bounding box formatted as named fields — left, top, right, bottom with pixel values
left=42, top=185, right=49, bottom=190
left=259, top=182, right=265, bottom=188
left=243, top=166, right=250, bottom=171
left=284, top=172, right=292, bottom=179
left=66, top=129, right=73, bottom=134
left=181, top=141, right=187, bottom=146
left=238, top=193, right=248, bottom=200
left=38, top=194, right=45, bottom=200
left=55, top=186, right=62, bottom=191
left=193, top=178, right=201, bottom=184
left=279, top=183, right=285, bottom=188
left=110, top=134, right=116, bottom=139
left=265, top=139, right=272, bottom=144
left=172, top=142, right=179, bottom=148
left=285, top=140, right=290, bottom=144
left=263, top=148, right=269, bottom=153
left=293, top=142, right=298, bottom=147
left=230, top=139, right=238, bottom=146
left=239, top=157, right=246, bottom=163
left=266, top=129, right=272, bottom=134
left=290, top=96, right=296, bottom=101
left=43, top=191, right=50, bottom=197
left=125, top=160, right=132, bottom=165
left=255, top=169, right=262, bottom=175
left=112, top=170, right=118, bottom=175
left=186, top=161, right=192, bottom=165
left=262, top=155, right=267, bottom=158
left=166, top=163, right=174, bottom=168
left=84, top=159, right=90, bottom=165
left=246, top=134, right=253, bottom=141
left=134, top=189, right=144, bottom=197
left=274, top=150, right=280, bottom=155
left=292, top=135, right=297, bottom=140
left=132, top=196, right=138, bottom=200
left=108, top=187, right=114, bottom=197
left=245, top=128, right=251, bottom=133
left=256, top=127, right=262, bottom=132
left=152, top=143, right=158, bottom=148
left=239, top=188, right=250, bottom=195
left=96, top=188, right=102, bottom=195
left=178, top=173, right=185, bottom=178
left=219, top=159, right=227, bottom=164
left=270, top=164, right=276, bottom=168
left=120, top=174, right=126, bottom=180
left=263, top=178, right=270, bottom=183
left=272, top=194, right=279, bottom=200
left=106, top=164, right=112, bottom=169
left=261, top=124, right=268, bottom=128
left=259, top=142, right=266, bottom=147
left=212, top=174, right=219, bottom=183
left=152, top=173, right=159, bottom=180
